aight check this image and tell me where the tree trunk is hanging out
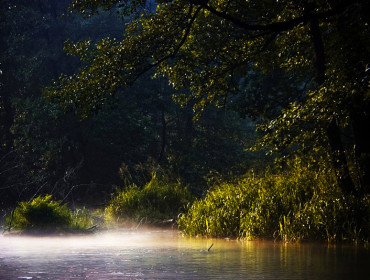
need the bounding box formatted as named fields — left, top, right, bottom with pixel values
left=157, top=107, right=167, bottom=162
left=307, top=3, right=357, bottom=195
left=326, top=118, right=358, bottom=195
left=351, top=108, right=370, bottom=195
left=0, top=91, right=14, bottom=152
left=333, top=0, right=370, bottom=196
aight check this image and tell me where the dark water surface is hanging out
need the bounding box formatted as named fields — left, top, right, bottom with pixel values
left=0, top=230, right=369, bottom=279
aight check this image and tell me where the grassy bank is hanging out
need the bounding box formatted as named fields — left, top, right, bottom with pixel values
left=3, top=160, right=369, bottom=242
left=178, top=157, right=370, bottom=243
left=105, top=175, right=193, bottom=226
left=1, top=175, right=193, bottom=234
left=2, top=195, right=95, bottom=234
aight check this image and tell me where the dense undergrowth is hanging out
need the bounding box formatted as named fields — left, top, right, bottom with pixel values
left=2, top=195, right=95, bottom=234
left=3, top=159, right=369, bottom=243
left=178, top=157, right=370, bottom=243
left=105, top=175, right=193, bottom=225
left=1, top=175, right=193, bottom=233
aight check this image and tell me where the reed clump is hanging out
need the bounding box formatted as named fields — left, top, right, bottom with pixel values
left=178, top=157, right=370, bottom=243
left=3, top=195, right=95, bottom=234
left=105, top=174, right=193, bottom=224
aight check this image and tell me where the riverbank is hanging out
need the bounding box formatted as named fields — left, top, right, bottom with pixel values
left=2, top=159, right=369, bottom=243
left=1, top=229, right=369, bottom=279
left=178, top=157, right=370, bottom=243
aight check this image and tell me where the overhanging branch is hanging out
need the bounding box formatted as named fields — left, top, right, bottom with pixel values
left=129, top=5, right=202, bottom=83
left=190, top=0, right=351, bottom=32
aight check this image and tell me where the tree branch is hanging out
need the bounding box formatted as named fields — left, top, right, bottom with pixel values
left=152, top=5, right=201, bottom=67
left=129, top=5, right=202, bottom=84
left=190, top=0, right=351, bottom=32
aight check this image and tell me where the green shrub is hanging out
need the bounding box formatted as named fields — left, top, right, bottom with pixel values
left=105, top=175, right=193, bottom=223
left=3, top=195, right=95, bottom=233
left=178, top=157, right=370, bottom=242
left=4, top=195, right=71, bottom=232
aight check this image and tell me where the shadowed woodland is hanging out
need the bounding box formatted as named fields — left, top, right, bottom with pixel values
left=1, top=0, right=369, bottom=241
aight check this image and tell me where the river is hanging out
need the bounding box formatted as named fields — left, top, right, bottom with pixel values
left=0, top=229, right=369, bottom=279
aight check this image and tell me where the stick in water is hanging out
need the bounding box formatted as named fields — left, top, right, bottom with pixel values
left=208, top=243, right=214, bottom=252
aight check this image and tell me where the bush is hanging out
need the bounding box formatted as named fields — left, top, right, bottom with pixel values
left=105, top=175, right=193, bottom=223
left=178, top=157, right=370, bottom=242
left=3, top=195, right=94, bottom=233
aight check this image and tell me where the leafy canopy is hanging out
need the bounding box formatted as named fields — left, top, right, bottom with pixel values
left=46, top=0, right=370, bottom=152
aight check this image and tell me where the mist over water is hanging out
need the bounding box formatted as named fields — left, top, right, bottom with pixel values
left=1, top=229, right=369, bottom=279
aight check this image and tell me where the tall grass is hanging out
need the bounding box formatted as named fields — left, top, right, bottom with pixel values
left=3, top=195, right=95, bottom=233
left=105, top=174, right=193, bottom=224
left=178, top=157, right=370, bottom=242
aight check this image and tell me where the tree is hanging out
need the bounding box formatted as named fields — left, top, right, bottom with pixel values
left=0, top=0, right=127, bottom=205
left=1, top=0, right=75, bottom=205
left=45, top=0, right=370, bottom=197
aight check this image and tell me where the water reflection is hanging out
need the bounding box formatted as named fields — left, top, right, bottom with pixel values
left=0, top=230, right=369, bottom=279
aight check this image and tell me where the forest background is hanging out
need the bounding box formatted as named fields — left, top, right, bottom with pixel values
left=1, top=0, right=369, bottom=241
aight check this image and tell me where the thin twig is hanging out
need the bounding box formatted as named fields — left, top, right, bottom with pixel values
left=29, top=182, right=48, bottom=202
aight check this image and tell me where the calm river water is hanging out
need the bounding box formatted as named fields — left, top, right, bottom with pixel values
left=0, top=229, right=369, bottom=279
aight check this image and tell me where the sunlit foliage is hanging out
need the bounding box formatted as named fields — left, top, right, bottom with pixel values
left=42, top=0, right=370, bottom=239
left=3, top=195, right=94, bottom=233
left=105, top=174, right=193, bottom=223
left=178, top=157, right=370, bottom=242
left=46, top=0, right=370, bottom=198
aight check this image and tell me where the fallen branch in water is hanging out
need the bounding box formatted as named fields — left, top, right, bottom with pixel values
left=208, top=243, right=214, bottom=252
left=87, top=225, right=97, bottom=232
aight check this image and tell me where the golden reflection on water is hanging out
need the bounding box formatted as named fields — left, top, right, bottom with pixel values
left=0, top=230, right=369, bottom=279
